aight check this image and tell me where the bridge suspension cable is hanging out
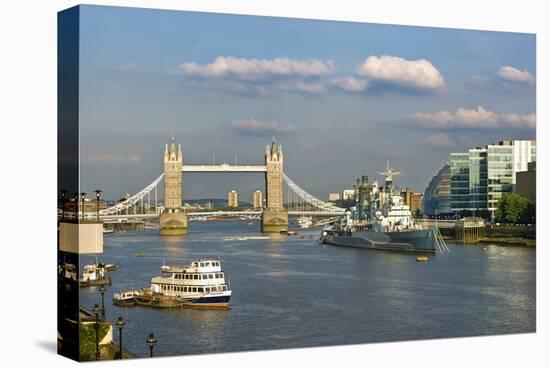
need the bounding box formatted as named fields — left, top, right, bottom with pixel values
left=283, top=174, right=345, bottom=213
left=100, top=173, right=164, bottom=215
left=100, top=172, right=344, bottom=216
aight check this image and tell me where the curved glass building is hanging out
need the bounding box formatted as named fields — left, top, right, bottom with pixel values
left=423, top=163, right=451, bottom=217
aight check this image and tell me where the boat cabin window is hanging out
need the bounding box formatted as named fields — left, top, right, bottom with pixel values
left=199, top=262, right=204, bottom=267
left=208, top=274, right=214, bottom=279
left=198, top=287, right=204, bottom=292
left=194, top=275, right=198, bottom=279
left=192, top=287, right=197, bottom=292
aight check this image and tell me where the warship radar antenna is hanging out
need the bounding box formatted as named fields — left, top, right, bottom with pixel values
left=378, top=160, right=400, bottom=193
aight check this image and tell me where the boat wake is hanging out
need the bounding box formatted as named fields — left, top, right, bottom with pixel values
left=220, top=236, right=271, bottom=241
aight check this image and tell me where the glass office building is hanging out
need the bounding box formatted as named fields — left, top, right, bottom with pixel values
left=450, top=153, right=470, bottom=213
left=469, top=148, right=488, bottom=213
left=423, top=163, right=451, bottom=217
left=449, top=140, right=535, bottom=218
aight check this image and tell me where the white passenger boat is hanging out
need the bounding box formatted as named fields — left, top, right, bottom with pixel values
left=136, top=259, right=232, bottom=308
left=298, top=216, right=313, bottom=228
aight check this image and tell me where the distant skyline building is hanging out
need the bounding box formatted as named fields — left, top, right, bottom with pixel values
left=353, top=176, right=371, bottom=220
left=423, top=164, right=451, bottom=217
left=328, top=193, right=341, bottom=202
left=227, top=190, right=239, bottom=208
left=401, top=188, right=423, bottom=215
left=253, top=190, right=263, bottom=209
left=449, top=140, right=535, bottom=218
left=342, top=189, right=355, bottom=201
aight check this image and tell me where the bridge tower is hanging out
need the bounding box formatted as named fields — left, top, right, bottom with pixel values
left=160, top=135, right=188, bottom=235
left=261, top=138, right=288, bottom=232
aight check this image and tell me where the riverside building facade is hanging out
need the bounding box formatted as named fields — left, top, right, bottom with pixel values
left=449, top=140, right=535, bottom=219
left=423, top=164, right=451, bottom=217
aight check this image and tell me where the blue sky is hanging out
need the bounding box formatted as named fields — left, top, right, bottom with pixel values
left=77, top=5, right=536, bottom=201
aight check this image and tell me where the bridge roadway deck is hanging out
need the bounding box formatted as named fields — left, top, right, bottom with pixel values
left=99, top=211, right=344, bottom=220
left=182, top=164, right=267, bottom=172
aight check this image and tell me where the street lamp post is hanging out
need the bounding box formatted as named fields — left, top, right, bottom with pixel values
left=73, top=192, right=79, bottom=221
left=60, top=190, right=67, bottom=221
left=115, top=317, right=125, bottom=359
left=92, top=304, right=101, bottom=361
left=146, top=333, right=157, bottom=357
left=94, top=190, right=102, bottom=222
left=80, top=192, right=87, bottom=221
left=99, top=286, right=106, bottom=318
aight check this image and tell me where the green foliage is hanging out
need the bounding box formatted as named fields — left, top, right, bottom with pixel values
left=79, top=322, right=110, bottom=361
left=495, top=193, right=535, bottom=224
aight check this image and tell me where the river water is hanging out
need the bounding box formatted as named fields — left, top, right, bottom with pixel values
left=80, top=220, right=535, bottom=358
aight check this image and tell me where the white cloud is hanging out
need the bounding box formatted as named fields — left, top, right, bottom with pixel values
left=454, top=106, right=498, bottom=127
left=193, top=79, right=270, bottom=96
left=275, top=80, right=327, bottom=95
left=410, top=106, right=535, bottom=129
left=425, top=133, right=455, bottom=146
left=330, top=77, right=368, bottom=93
left=497, top=66, right=535, bottom=85
left=499, top=113, right=536, bottom=129
left=231, top=118, right=297, bottom=137
left=410, top=110, right=454, bottom=128
left=356, top=55, right=445, bottom=92
left=175, top=56, right=334, bottom=95
left=176, top=56, right=333, bottom=81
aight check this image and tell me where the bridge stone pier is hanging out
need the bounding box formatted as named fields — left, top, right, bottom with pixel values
left=261, top=139, right=288, bottom=233
left=160, top=136, right=188, bottom=235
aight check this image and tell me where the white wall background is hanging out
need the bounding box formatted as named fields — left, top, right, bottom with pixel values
left=0, top=1, right=547, bottom=366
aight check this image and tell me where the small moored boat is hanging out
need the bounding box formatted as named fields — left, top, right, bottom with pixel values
left=79, top=264, right=112, bottom=287
left=113, top=290, right=138, bottom=306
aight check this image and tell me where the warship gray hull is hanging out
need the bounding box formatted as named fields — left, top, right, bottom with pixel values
left=320, top=228, right=437, bottom=253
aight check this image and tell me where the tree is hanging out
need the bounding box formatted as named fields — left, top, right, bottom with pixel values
left=495, top=193, right=535, bottom=224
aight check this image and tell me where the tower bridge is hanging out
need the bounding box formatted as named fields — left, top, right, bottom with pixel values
left=97, top=136, right=345, bottom=234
